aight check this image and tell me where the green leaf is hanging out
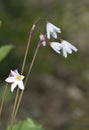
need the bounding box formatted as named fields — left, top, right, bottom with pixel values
left=0, top=45, right=14, bottom=62
left=7, top=118, right=44, bottom=130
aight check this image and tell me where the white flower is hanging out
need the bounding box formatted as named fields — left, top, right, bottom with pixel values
left=40, top=33, right=46, bottom=46
left=49, top=40, right=78, bottom=58
left=61, top=40, right=78, bottom=58
left=5, top=69, right=24, bottom=92
left=49, top=42, right=62, bottom=54
left=46, top=22, right=61, bottom=39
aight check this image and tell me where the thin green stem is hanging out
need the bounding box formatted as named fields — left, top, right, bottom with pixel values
left=10, top=26, right=33, bottom=128
left=0, top=83, right=8, bottom=117
left=11, top=88, right=19, bottom=119
left=21, top=17, right=40, bottom=75
left=9, top=88, right=19, bottom=130
left=25, top=46, right=39, bottom=86
left=13, top=43, right=40, bottom=125
left=9, top=17, right=40, bottom=130
left=10, top=30, right=32, bottom=126
left=21, top=16, right=40, bottom=75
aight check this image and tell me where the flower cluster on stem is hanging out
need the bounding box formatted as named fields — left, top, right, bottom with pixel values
left=40, top=21, right=78, bottom=58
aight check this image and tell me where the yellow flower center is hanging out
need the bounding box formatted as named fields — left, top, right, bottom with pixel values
left=16, top=75, right=21, bottom=81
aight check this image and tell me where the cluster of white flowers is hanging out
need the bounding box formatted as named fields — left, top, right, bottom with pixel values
left=5, top=21, right=78, bottom=92
left=40, top=22, right=78, bottom=58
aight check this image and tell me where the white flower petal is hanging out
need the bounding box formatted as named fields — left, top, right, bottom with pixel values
left=50, top=42, right=62, bottom=54
left=47, top=32, right=50, bottom=39
left=21, top=75, right=24, bottom=80
left=52, top=48, right=61, bottom=54
left=11, top=70, right=17, bottom=76
left=62, top=40, right=78, bottom=52
left=40, top=34, right=44, bottom=40
left=51, top=42, right=62, bottom=50
left=63, top=49, right=67, bottom=58
left=42, top=41, right=46, bottom=46
left=46, top=22, right=61, bottom=39
left=56, top=28, right=61, bottom=33
left=5, top=77, right=15, bottom=83
left=51, top=31, right=57, bottom=39
left=18, top=81, right=24, bottom=90
left=68, top=43, right=78, bottom=52
left=14, top=69, right=19, bottom=75
left=61, top=40, right=78, bottom=57
left=40, top=34, right=46, bottom=46
left=49, top=23, right=61, bottom=32
left=67, top=48, right=72, bottom=54
left=11, top=82, right=17, bottom=92
left=63, top=45, right=72, bottom=54
left=46, top=27, right=51, bottom=39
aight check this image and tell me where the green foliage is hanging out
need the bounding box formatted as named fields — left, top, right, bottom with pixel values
left=7, top=118, right=44, bottom=130
left=0, top=45, right=14, bottom=62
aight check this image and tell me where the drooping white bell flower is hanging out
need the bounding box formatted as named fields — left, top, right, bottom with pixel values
left=49, top=42, right=62, bottom=54
left=61, top=40, right=78, bottom=58
left=46, top=22, right=61, bottom=39
left=40, top=33, right=46, bottom=46
left=5, top=69, right=24, bottom=92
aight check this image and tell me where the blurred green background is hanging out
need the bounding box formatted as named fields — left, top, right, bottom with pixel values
left=0, top=0, right=89, bottom=130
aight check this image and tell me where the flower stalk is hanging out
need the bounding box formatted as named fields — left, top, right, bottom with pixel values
left=12, top=40, right=41, bottom=127
left=9, top=17, right=40, bottom=130
left=0, top=83, right=8, bottom=117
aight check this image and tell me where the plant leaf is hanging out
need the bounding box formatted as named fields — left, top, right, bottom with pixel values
left=0, top=45, right=14, bottom=62
left=7, top=118, right=44, bottom=130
